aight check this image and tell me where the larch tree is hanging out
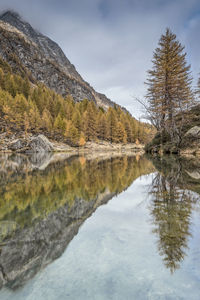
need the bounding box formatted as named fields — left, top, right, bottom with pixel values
left=42, top=108, right=53, bottom=132
left=97, top=113, right=109, bottom=140
left=65, top=120, right=79, bottom=145
left=116, top=121, right=127, bottom=143
left=83, top=102, right=97, bottom=141
left=54, top=114, right=66, bottom=134
left=72, top=110, right=81, bottom=133
left=107, top=108, right=118, bottom=143
left=145, top=28, right=193, bottom=145
left=196, top=77, right=200, bottom=98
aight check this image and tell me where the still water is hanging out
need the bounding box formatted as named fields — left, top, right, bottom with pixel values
left=0, top=153, right=200, bottom=299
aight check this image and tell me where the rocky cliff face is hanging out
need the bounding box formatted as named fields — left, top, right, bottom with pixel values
left=0, top=10, right=117, bottom=110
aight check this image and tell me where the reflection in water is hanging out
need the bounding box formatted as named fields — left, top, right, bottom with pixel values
left=1, top=153, right=200, bottom=297
left=148, top=156, right=200, bottom=273
left=0, top=154, right=153, bottom=229
left=0, top=153, right=154, bottom=290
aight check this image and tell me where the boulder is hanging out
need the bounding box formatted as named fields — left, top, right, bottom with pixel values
left=186, top=170, right=200, bottom=180
left=26, top=135, right=54, bottom=153
left=8, top=139, right=27, bottom=151
left=184, top=126, right=200, bottom=139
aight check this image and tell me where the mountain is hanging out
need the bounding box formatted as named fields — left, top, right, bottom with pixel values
left=0, top=10, right=155, bottom=147
left=0, top=10, right=116, bottom=110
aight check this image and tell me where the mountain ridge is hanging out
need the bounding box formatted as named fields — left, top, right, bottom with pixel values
left=0, top=10, right=119, bottom=111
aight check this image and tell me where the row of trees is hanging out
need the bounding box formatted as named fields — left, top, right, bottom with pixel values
left=145, top=28, right=198, bottom=146
left=0, top=59, right=153, bottom=145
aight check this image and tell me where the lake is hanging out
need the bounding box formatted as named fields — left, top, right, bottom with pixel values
left=0, top=153, right=199, bottom=299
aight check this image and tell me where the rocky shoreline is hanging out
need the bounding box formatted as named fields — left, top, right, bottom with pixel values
left=0, top=133, right=144, bottom=155
left=146, top=126, right=200, bottom=157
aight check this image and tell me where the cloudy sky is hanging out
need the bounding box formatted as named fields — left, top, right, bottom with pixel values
left=0, top=0, right=200, bottom=119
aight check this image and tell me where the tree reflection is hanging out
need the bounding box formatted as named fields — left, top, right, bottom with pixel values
left=149, top=156, right=199, bottom=273
left=0, top=154, right=154, bottom=231
left=0, top=154, right=155, bottom=290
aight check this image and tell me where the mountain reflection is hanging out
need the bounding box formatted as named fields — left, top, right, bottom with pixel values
left=1, top=153, right=199, bottom=289
left=0, top=153, right=154, bottom=290
left=148, top=156, right=200, bottom=273
left=0, top=154, right=153, bottom=230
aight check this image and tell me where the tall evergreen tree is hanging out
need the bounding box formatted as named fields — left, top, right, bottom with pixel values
left=196, top=77, right=200, bottom=98
left=54, top=113, right=66, bottom=134
left=97, top=113, right=109, bottom=140
left=42, top=108, right=53, bottom=132
left=116, top=121, right=127, bottom=143
left=72, top=110, right=81, bottom=133
left=107, top=108, right=118, bottom=143
left=83, top=102, right=97, bottom=141
left=145, top=28, right=193, bottom=144
left=65, top=120, right=79, bottom=145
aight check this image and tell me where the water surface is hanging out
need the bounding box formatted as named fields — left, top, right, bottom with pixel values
left=0, top=153, right=200, bottom=299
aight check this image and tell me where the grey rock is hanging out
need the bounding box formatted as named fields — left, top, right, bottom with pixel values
left=0, top=272, right=4, bottom=289
left=184, top=126, right=200, bottom=139
left=27, top=135, right=54, bottom=153
left=186, top=170, right=200, bottom=180
left=28, top=152, right=53, bottom=168
left=8, top=139, right=27, bottom=151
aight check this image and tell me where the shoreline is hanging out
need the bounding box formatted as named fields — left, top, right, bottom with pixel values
left=0, top=133, right=145, bottom=155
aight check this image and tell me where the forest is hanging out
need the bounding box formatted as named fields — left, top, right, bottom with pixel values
left=0, top=58, right=154, bottom=146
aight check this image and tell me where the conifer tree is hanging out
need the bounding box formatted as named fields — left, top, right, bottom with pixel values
left=65, top=120, right=79, bottom=145
left=145, top=28, right=193, bottom=143
left=107, top=108, right=118, bottom=143
left=116, top=121, right=127, bottom=143
left=5, top=75, right=16, bottom=98
left=83, top=102, right=97, bottom=141
left=97, top=113, right=109, bottom=140
left=80, top=98, right=89, bottom=113
left=29, top=103, right=41, bottom=130
left=123, top=119, right=132, bottom=143
left=72, top=110, right=81, bottom=133
left=196, top=77, right=200, bottom=98
left=42, top=108, right=53, bottom=132
left=79, top=131, right=86, bottom=146
left=24, top=112, right=30, bottom=137
left=54, top=114, right=66, bottom=134
left=0, top=68, right=5, bottom=89
left=22, top=77, right=30, bottom=99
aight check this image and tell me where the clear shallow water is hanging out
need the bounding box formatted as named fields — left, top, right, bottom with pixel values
left=0, top=154, right=200, bottom=299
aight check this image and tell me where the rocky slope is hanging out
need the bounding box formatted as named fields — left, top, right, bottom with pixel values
left=0, top=10, right=119, bottom=110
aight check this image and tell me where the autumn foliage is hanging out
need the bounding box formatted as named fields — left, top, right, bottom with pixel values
left=0, top=58, right=153, bottom=145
